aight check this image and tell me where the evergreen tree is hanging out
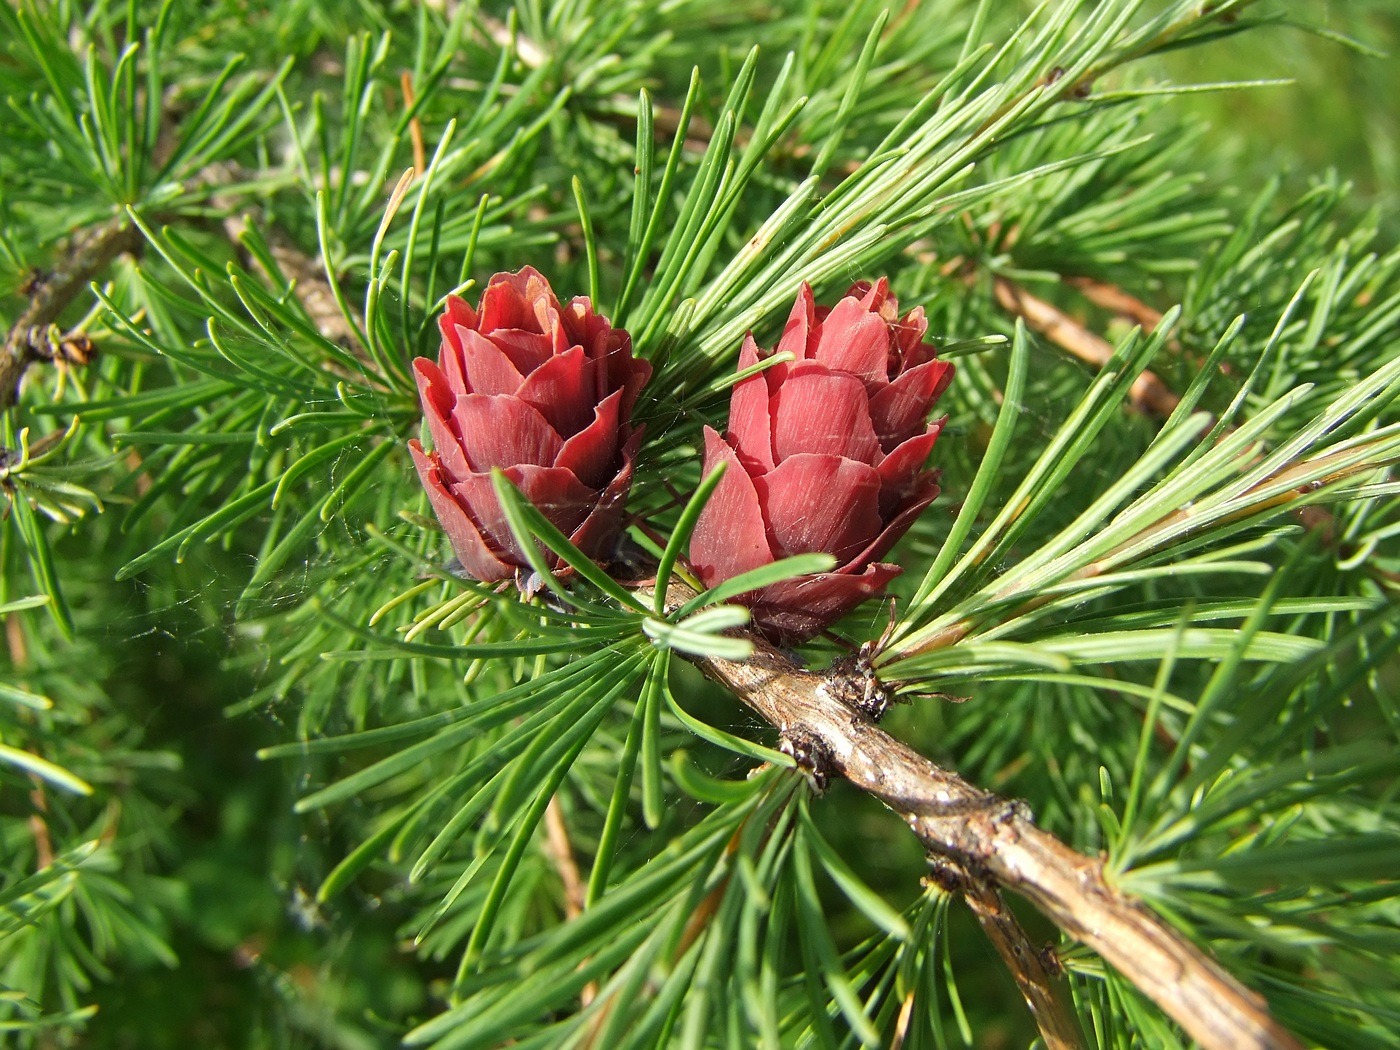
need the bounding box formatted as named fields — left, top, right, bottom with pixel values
left=2, top=2, right=1398, bottom=1047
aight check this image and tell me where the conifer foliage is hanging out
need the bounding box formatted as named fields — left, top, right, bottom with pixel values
left=2, top=1, right=1398, bottom=1047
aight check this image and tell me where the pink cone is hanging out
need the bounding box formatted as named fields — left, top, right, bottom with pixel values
left=690, top=280, right=953, bottom=642
left=410, top=268, right=650, bottom=582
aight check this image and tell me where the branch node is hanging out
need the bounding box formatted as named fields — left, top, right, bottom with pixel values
left=21, top=324, right=99, bottom=367
left=825, top=643, right=897, bottom=722
left=923, top=854, right=973, bottom=894
left=997, top=797, right=1035, bottom=828
left=1039, top=943, right=1065, bottom=979
left=3, top=215, right=140, bottom=409
left=779, top=730, right=832, bottom=794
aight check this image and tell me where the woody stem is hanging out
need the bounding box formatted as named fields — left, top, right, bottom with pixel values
left=678, top=622, right=1303, bottom=1050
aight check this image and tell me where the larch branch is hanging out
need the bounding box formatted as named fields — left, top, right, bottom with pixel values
left=2, top=216, right=142, bottom=409
left=691, top=632, right=1304, bottom=1050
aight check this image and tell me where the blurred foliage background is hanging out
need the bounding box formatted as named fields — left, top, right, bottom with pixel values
left=1160, top=3, right=1398, bottom=231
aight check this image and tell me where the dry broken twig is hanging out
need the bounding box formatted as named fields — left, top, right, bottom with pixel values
left=993, top=275, right=1181, bottom=417
left=938, top=237, right=1184, bottom=417
left=1064, top=273, right=1166, bottom=331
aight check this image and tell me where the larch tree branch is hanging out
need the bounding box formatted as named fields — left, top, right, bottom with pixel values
left=225, top=181, right=1316, bottom=1045
left=689, top=628, right=1306, bottom=1050
left=1, top=215, right=142, bottom=410
left=4, top=80, right=1304, bottom=1049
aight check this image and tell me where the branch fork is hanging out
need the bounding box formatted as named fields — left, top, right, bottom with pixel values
left=687, top=619, right=1304, bottom=1050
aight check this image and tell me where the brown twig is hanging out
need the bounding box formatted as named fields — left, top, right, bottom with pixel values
left=2, top=157, right=366, bottom=415
left=544, top=795, right=586, bottom=922
left=206, top=166, right=364, bottom=352
left=993, top=275, right=1180, bottom=417
left=544, top=794, right=598, bottom=1006
left=689, top=630, right=1304, bottom=1050
left=28, top=783, right=54, bottom=870
left=930, top=858, right=1084, bottom=1050
left=2, top=216, right=142, bottom=409
left=400, top=72, right=427, bottom=177
left=997, top=275, right=1368, bottom=559
left=888, top=990, right=916, bottom=1050
left=1064, top=274, right=1165, bottom=331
